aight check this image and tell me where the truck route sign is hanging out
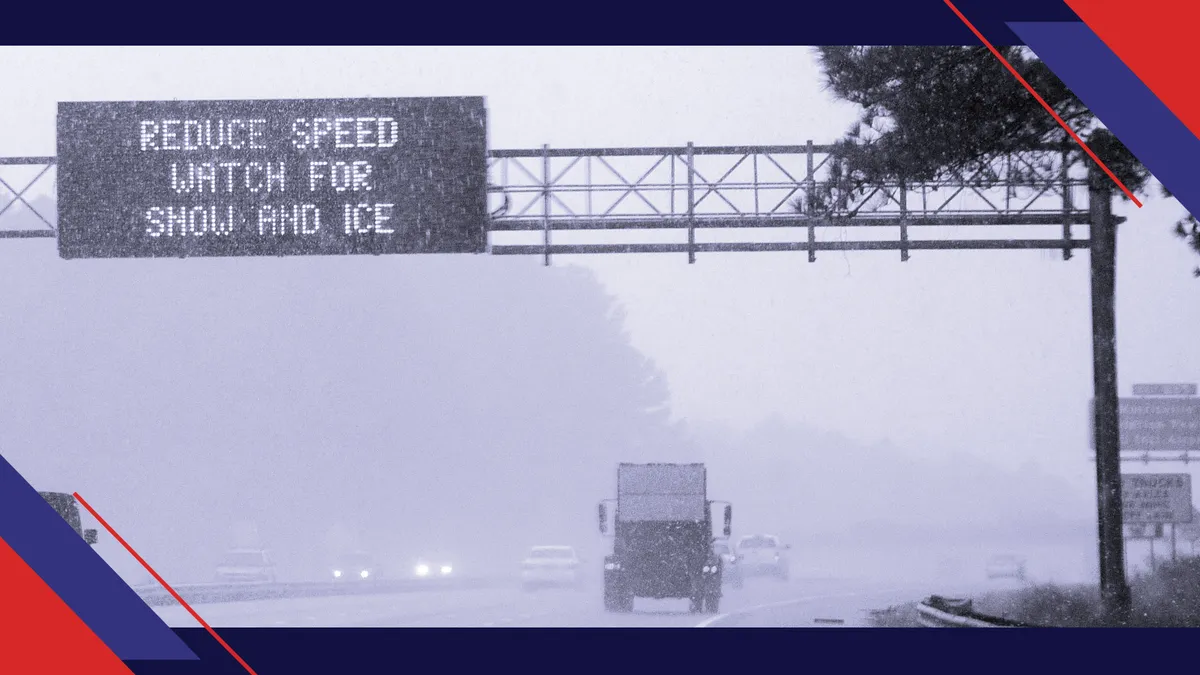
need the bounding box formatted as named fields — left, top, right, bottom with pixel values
left=1121, top=473, right=1192, bottom=524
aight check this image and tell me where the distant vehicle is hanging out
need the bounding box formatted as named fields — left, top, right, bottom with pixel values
left=215, top=548, right=277, bottom=583
left=413, top=557, right=454, bottom=578
left=713, top=540, right=743, bottom=589
left=599, top=462, right=732, bottom=614
left=521, top=545, right=584, bottom=591
left=734, top=534, right=790, bottom=581
left=332, top=551, right=378, bottom=581
left=39, top=492, right=98, bottom=545
left=985, top=554, right=1027, bottom=580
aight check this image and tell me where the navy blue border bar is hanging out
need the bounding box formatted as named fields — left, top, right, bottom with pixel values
left=122, top=626, right=1154, bottom=674
left=9, top=1, right=1080, bottom=46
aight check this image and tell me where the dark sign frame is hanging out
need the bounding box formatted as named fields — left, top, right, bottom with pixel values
left=56, top=96, right=488, bottom=260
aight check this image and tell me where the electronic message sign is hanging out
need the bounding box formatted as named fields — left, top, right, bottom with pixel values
left=56, top=97, right=488, bottom=259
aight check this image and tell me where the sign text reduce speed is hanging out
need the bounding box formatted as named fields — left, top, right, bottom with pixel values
left=55, top=97, right=488, bottom=259
left=1121, top=473, right=1192, bottom=524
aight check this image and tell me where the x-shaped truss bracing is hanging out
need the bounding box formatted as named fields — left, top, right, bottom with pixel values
left=0, top=157, right=57, bottom=239
left=486, top=143, right=1096, bottom=264
left=1, top=144, right=1098, bottom=263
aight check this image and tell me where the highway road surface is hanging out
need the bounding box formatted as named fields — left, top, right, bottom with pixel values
left=151, top=576, right=1014, bottom=628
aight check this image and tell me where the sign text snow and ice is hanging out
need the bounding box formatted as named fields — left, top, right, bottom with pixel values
left=55, top=97, right=488, bottom=259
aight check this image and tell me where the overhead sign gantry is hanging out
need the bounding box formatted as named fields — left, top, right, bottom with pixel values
left=0, top=94, right=1134, bottom=623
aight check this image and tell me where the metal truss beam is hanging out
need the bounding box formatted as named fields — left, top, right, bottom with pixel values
left=491, top=240, right=1092, bottom=256
left=0, top=156, right=56, bottom=239
left=486, top=142, right=1097, bottom=264
left=1, top=143, right=1101, bottom=260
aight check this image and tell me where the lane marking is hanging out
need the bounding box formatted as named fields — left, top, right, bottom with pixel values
left=695, top=587, right=914, bottom=628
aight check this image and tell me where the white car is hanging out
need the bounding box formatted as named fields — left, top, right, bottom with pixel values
left=215, top=548, right=277, bottom=583
left=521, top=545, right=584, bottom=591
left=734, top=534, right=790, bottom=581
left=331, top=551, right=378, bottom=581
left=713, top=540, right=743, bottom=589
left=413, top=558, right=454, bottom=578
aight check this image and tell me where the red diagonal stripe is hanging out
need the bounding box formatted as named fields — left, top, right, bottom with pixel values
left=945, top=0, right=1142, bottom=207
left=74, top=493, right=259, bottom=675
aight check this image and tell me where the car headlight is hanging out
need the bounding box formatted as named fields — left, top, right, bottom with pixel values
left=360, top=570, right=369, bottom=579
left=333, top=570, right=342, bottom=578
left=440, top=565, right=452, bottom=575
left=415, top=564, right=430, bottom=577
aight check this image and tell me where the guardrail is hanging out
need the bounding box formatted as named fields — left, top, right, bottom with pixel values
left=133, top=576, right=513, bottom=607
left=916, top=595, right=1040, bottom=628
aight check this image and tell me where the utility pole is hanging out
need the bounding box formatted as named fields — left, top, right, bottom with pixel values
left=1089, top=173, right=1131, bottom=626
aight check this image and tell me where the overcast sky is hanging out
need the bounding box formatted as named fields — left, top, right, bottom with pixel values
left=0, top=47, right=1195, bottom=582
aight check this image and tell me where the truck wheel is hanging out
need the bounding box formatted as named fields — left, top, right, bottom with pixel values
left=605, top=583, right=633, bottom=612
left=704, top=593, right=720, bottom=614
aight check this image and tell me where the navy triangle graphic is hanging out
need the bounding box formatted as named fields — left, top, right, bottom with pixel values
left=0, top=453, right=197, bottom=660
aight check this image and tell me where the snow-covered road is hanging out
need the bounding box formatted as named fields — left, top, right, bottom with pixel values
left=151, top=576, right=1006, bottom=628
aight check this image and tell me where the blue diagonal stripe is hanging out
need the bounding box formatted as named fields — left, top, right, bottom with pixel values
left=1008, top=21, right=1200, bottom=218
left=0, top=453, right=196, bottom=660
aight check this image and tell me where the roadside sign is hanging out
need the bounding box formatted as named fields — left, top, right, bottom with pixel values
left=1125, top=523, right=1163, bottom=539
left=1121, top=473, right=1192, bottom=524
left=1133, top=383, right=1197, bottom=397
left=1177, top=509, right=1200, bottom=542
left=1090, top=398, right=1200, bottom=452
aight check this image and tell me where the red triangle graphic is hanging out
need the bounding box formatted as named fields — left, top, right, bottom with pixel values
left=1066, top=0, right=1200, bottom=140
left=0, top=534, right=135, bottom=673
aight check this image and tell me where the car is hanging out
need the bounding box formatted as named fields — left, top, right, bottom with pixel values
left=520, top=545, right=584, bottom=591
left=713, top=540, right=743, bottom=589
left=985, top=554, right=1027, bottom=580
left=215, top=548, right=277, bottom=583
left=734, top=534, right=790, bottom=581
left=413, top=557, right=454, bottom=579
left=331, top=551, right=378, bottom=581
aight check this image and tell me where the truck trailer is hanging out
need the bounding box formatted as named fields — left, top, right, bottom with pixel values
left=598, top=463, right=732, bottom=614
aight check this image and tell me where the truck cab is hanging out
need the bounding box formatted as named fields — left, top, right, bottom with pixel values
left=598, top=463, right=732, bottom=614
